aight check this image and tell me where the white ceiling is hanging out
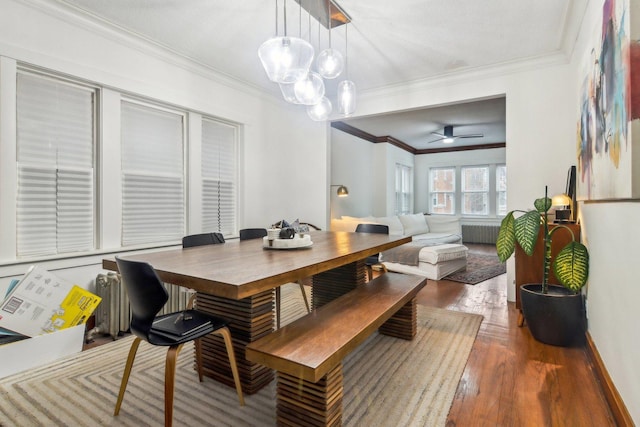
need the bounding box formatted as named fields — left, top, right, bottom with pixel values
left=55, top=0, right=582, bottom=150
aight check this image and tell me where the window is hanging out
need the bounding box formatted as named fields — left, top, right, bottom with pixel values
left=121, top=101, right=185, bottom=246
left=496, top=165, right=507, bottom=216
left=461, top=166, right=489, bottom=215
left=16, top=72, right=96, bottom=257
left=201, top=118, right=237, bottom=236
left=395, top=164, right=412, bottom=215
left=429, top=168, right=455, bottom=214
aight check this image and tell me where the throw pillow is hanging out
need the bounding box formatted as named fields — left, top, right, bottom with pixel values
left=399, top=213, right=429, bottom=236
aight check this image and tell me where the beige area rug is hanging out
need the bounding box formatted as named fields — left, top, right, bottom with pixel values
left=0, top=283, right=483, bottom=427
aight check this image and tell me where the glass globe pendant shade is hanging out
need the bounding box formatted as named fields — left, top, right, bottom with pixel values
left=258, top=36, right=314, bottom=84
left=294, top=71, right=325, bottom=105
left=279, top=82, right=302, bottom=104
left=316, top=48, right=344, bottom=79
left=307, top=97, right=332, bottom=121
left=337, top=80, right=357, bottom=116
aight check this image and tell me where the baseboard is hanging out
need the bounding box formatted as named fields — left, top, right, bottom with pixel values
left=585, top=332, right=635, bottom=426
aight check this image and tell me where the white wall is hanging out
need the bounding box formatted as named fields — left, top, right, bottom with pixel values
left=330, top=128, right=376, bottom=218
left=569, top=0, right=640, bottom=421
left=0, top=0, right=328, bottom=294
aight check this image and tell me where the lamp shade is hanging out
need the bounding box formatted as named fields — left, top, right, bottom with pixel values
left=278, top=82, right=302, bottom=104
left=294, top=71, right=325, bottom=105
left=552, top=193, right=572, bottom=207
left=307, top=97, right=332, bottom=121
left=258, top=36, right=314, bottom=84
left=336, top=185, right=348, bottom=197
left=337, top=80, right=356, bottom=116
left=317, top=48, right=344, bottom=79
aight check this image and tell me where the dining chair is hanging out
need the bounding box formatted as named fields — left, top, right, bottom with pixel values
left=182, top=232, right=225, bottom=248
left=355, top=223, right=390, bottom=281
left=239, top=228, right=311, bottom=328
left=113, top=257, right=244, bottom=427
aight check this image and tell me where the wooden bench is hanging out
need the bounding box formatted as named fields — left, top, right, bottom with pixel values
left=245, top=272, right=427, bottom=427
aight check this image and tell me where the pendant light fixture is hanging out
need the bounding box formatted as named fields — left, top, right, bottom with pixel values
left=258, top=0, right=314, bottom=84
left=294, top=70, right=325, bottom=105
left=307, top=96, right=332, bottom=121
left=316, top=0, right=344, bottom=79
left=259, top=0, right=354, bottom=121
left=337, top=23, right=356, bottom=116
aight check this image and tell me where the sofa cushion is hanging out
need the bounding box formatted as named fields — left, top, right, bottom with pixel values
left=374, top=216, right=404, bottom=235
left=418, top=243, right=468, bottom=264
left=399, top=214, right=429, bottom=236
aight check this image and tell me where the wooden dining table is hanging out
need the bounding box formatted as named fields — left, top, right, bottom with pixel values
left=103, top=230, right=411, bottom=394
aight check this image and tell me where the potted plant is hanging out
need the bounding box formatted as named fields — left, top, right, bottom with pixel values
left=496, top=187, right=590, bottom=346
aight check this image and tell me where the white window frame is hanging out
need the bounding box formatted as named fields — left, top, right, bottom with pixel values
left=496, top=164, right=507, bottom=216
left=429, top=167, right=456, bottom=215
left=395, top=163, right=413, bottom=215
left=461, top=165, right=489, bottom=216
left=0, top=58, right=241, bottom=270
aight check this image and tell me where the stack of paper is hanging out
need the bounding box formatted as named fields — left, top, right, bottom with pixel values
left=0, top=266, right=102, bottom=341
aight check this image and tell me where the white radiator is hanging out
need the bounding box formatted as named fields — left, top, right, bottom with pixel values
left=462, top=224, right=501, bottom=245
left=86, top=272, right=189, bottom=342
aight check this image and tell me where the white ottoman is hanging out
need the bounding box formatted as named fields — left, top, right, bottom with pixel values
left=382, top=243, right=468, bottom=280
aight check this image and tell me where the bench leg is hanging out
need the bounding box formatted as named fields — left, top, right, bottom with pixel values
left=379, top=297, right=417, bottom=340
left=276, top=364, right=343, bottom=427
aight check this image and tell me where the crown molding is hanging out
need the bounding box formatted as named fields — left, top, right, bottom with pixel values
left=331, top=121, right=503, bottom=155
left=359, top=50, right=570, bottom=101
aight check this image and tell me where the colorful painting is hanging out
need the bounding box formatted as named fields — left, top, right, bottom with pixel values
left=577, top=0, right=640, bottom=200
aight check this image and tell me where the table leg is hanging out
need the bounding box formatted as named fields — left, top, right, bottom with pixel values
left=276, top=364, right=343, bottom=427
left=195, top=290, right=275, bottom=394
left=312, top=260, right=367, bottom=308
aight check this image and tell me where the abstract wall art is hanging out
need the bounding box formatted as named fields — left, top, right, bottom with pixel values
left=577, top=0, right=640, bottom=200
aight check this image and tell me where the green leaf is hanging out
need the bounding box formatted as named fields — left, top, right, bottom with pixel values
left=553, top=242, right=590, bottom=292
left=496, top=212, right=515, bottom=262
left=534, top=197, right=552, bottom=213
left=514, top=210, right=541, bottom=256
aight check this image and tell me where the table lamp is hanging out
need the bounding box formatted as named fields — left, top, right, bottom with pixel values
left=552, top=193, right=572, bottom=222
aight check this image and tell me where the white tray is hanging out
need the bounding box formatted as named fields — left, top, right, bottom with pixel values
left=263, top=235, right=313, bottom=249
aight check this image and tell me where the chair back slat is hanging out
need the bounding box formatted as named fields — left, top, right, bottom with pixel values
left=239, top=228, right=267, bottom=241
left=182, top=232, right=225, bottom=248
left=355, top=223, right=389, bottom=235
left=115, top=257, right=168, bottom=339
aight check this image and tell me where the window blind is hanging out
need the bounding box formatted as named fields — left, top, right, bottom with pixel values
left=16, top=72, right=95, bottom=257
left=201, top=118, right=237, bottom=236
left=121, top=101, right=184, bottom=246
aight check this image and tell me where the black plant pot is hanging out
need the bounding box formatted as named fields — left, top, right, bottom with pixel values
left=520, top=284, right=586, bottom=347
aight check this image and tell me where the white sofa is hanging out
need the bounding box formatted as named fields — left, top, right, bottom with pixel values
left=330, top=213, right=462, bottom=245
left=330, top=214, right=466, bottom=280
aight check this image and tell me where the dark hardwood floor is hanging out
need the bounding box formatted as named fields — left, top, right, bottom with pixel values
left=417, top=244, right=615, bottom=427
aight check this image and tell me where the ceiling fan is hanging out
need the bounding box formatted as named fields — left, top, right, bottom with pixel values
left=428, top=125, right=483, bottom=144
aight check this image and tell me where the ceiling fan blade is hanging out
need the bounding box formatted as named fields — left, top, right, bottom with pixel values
left=426, top=135, right=445, bottom=144
left=455, top=134, right=484, bottom=139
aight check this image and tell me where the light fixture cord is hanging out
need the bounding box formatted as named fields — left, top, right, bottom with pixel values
left=275, top=0, right=279, bottom=36
left=283, top=0, right=288, bottom=37
left=299, top=0, right=302, bottom=37
left=326, top=0, right=332, bottom=47
left=344, top=24, right=349, bottom=76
